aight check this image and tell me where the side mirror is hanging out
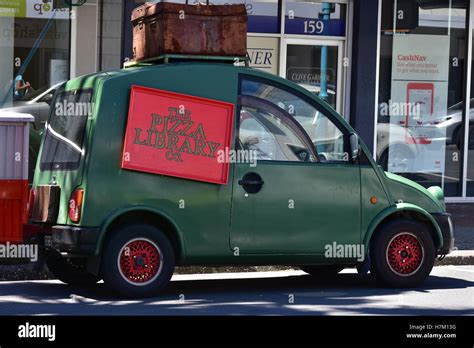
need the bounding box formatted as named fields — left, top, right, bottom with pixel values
left=43, top=93, right=54, bottom=105
left=349, top=133, right=360, bottom=162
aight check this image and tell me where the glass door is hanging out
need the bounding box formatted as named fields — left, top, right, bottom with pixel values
left=282, top=39, right=344, bottom=113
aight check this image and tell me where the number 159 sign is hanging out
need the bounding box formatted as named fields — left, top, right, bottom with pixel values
left=284, top=17, right=346, bottom=37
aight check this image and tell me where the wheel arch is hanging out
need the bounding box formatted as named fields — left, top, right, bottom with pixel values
left=364, top=203, right=443, bottom=254
left=95, top=206, right=186, bottom=264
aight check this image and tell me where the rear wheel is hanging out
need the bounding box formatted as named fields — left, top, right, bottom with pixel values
left=455, top=124, right=474, bottom=150
left=469, top=125, right=474, bottom=150
left=370, top=219, right=435, bottom=288
left=300, top=265, right=345, bottom=277
left=454, top=126, right=462, bottom=150
left=380, top=145, right=413, bottom=173
left=101, top=224, right=175, bottom=298
left=46, top=252, right=100, bottom=286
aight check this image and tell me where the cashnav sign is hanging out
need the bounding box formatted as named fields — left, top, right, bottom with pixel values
left=122, top=86, right=235, bottom=185
left=389, top=34, right=449, bottom=174
left=0, top=0, right=70, bottom=18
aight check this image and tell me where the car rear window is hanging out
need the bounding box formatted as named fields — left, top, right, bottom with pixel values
left=40, top=89, right=93, bottom=171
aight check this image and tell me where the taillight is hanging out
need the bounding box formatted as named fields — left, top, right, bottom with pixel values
left=28, top=188, right=36, bottom=219
left=69, top=188, right=84, bottom=223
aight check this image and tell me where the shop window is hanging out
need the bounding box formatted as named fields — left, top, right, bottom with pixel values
left=0, top=1, right=71, bottom=110
left=376, top=0, right=468, bottom=197
left=466, top=14, right=474, bottom=197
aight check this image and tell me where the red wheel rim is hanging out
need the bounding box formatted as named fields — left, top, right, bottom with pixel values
left=386, top=233, right=424, bottom=276
left=118, top=238, right=162, bottom=285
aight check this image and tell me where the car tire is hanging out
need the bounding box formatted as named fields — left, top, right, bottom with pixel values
left=380, top=145, right=413, bottom=173
left=300, top=265, right=345, bottom=277
left=454, top=126, right=462, bottom=150
left=46, top=252, right=101, bottom=286
left=101, top=224, right=175, bottom=298
left=454, top=125, right=474, bottom=150
left=469, top=125, right=474, bottom=150
left=370, top=219, right=435, bottom=288
left=379, top=149, right=389, bottom=171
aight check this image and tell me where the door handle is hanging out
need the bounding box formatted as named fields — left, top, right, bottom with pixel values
left=238, top=172, right=264, bottom=194
left=238, top=179, right=264, bottom=186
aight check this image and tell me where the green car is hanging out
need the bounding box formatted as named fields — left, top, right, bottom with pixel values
left=27, top=61, right=454, bottom=297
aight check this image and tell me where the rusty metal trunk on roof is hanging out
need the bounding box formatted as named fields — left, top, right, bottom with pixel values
left=131, top=2, right=248, bottom=61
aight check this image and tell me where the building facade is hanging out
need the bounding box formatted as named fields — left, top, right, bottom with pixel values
left=0, top=0, right=123, bottom=106
left=1, top=0, right=474, bottom=202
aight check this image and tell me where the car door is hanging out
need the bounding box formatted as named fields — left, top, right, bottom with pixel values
left=230, top=75, right=361, bottom=254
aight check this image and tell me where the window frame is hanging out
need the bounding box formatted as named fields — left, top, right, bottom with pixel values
left=39, top=88, right=93, bottom=171
left=237, top=73, right=353, bottom=164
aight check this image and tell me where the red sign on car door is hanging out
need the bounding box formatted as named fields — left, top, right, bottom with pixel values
left=122, top=85, right=234, bottom=184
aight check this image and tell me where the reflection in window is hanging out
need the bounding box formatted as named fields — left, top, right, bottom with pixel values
left=241, top=78, right=348, bottom=162
left=376, top=1, right=467, bottom=197
left=240, top=106, right=310, bottom=162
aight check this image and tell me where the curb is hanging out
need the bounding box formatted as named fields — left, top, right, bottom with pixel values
left=435, top=250, right=474, bottom=266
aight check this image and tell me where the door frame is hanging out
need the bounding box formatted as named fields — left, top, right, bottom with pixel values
left=280, top=38, right=345, bottom=114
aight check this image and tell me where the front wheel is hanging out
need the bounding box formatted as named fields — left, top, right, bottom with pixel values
left=370, top=219, right=435, bottom=288
left=101, top=224, right=175, bottom=298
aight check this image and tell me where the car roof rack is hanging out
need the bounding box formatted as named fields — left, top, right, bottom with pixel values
left=124, top=54, right=249, bottom=68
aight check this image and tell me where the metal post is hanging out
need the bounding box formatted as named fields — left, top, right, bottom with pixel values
left=319, top=2, right=332, bottom=101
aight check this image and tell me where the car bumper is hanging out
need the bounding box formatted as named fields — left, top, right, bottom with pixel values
left=432, top=213, right=455, bottom=255
left=50, top=225, right=99, bottom=255
left=25, top=224, right=99, bottom=255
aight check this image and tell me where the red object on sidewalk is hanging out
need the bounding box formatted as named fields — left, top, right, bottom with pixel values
left=0, top=111, right=34, bottom=243
left=0, top=180, right=28, bottom=243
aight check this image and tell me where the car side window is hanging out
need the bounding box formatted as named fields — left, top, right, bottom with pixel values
left=240, top=77, right=349, bottom=163
left=239, top=105, right=313, bottom=162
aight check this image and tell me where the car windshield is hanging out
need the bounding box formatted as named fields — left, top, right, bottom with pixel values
left=39, top=89, right=93, bottom=171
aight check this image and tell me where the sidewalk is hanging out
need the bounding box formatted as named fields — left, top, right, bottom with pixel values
left=447, top=204, right=474, bottom=250
left=438, top=204, right=474, bottom=266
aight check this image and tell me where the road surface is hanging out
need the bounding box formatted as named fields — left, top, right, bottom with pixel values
left=0, top=266, right=473, bottom=315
